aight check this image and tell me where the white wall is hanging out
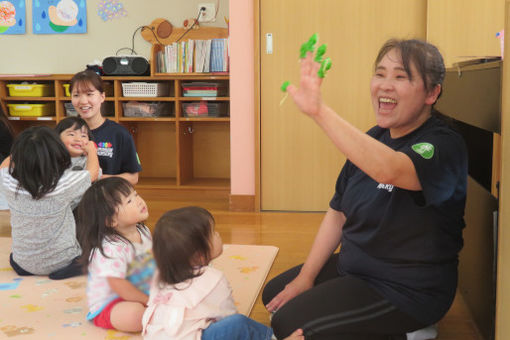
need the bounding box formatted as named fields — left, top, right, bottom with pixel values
left=0, top=0, right=228, bottom=74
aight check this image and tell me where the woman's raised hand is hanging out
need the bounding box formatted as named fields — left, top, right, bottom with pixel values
left=282, top=33, right=332, bottom=118
left=286, top=52, right=325, bottom=118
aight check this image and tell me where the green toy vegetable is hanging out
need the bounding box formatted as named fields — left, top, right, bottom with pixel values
left=281, top=80, right=291, bottom=92
left=318, top=57, right=332, bottom=78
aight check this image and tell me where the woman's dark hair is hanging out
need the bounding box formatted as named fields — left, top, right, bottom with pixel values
left=374, top=39, right=446, bottom=100
left=70, top=70, right=104, bottom=94
left=153, top=206, right=215, bottom=287
left=55, top=116, right=92, bottom=139
left=9, top=126, right=70, bottom=199
left=77, top=177, right=148, bottom=269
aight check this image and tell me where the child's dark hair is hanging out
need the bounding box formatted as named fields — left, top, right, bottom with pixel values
left=55, top=116, right=92, bottom=139
left=9, top=126, right=70, bottom=199
left=77, top=177, right=148, bottom=269
left=153, top=206, right=215, bottom=286
left=70, top=70, right=104, bottom=94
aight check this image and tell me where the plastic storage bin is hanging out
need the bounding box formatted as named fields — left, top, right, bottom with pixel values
left=64, top=102, right=78, bottom=116
left=122, top=82, right=169, bottom=97
left=182, top=101, right=229, bottom=117
left=122, top=101, right=173, bottom=117
left=63, top=83, right=114, bottom=97
left=7, top=103, right=54, bottom=117
left=63, top=84, right=71, bottom=97
left=7, top=83, right=53, bottom=97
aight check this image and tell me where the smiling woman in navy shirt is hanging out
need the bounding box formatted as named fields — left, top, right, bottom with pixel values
left=70, top=70, right=142, bottom=185
left=262, top=39, right=467, bottom=340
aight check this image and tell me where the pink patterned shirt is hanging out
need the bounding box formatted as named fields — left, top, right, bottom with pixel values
left=86, top=225, right=155, bottom=320
left=142, top=266, right=237, bottom=340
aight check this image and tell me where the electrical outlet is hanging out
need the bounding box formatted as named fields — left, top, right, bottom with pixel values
left=198, top=3, right=216, bottom=23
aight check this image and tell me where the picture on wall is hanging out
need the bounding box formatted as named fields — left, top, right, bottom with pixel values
left=33, top=0, right=86, bottom=34
left=0, top=0, right=26, bottom=34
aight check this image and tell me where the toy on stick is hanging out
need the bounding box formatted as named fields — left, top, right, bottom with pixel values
left=280, top=33, right=332, bottom=105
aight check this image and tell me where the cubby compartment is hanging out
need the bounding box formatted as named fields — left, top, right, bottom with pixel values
left=62, top=81, right=114, bottom=97
left=61, top=101, right=114, bottom=117
left=181, top=100, right=229, bottom=117
left=181, top=80, right=229, bottom=97
left=5, top=119, right=56, bottom=134
left=121, top=81, right=174, bottom=98
left=122, top=121, right=177, bottom=189
left=121, top=101, right=175, bottom=118
left=178, top=121, right=230, bottom=189
left=7, top=102, right=55, bottom=117
left=7, top=82, right=54, bottom=97
left=101, top=101, right=115, bottom=117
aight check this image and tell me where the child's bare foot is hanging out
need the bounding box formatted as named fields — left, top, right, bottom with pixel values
left=284, top=328, right=304, bottom=340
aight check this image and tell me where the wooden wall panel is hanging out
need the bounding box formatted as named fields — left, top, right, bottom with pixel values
left=427, top=0, right=505, bottom=67
left=260, top=0, right=427, bottom=211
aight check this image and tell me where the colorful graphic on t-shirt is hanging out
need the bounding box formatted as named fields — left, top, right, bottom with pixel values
left=126, top=250, right=155, bottom=295
left=97, top=142, right=112, bottom=148
left=97, top=142, right=113, bottom=158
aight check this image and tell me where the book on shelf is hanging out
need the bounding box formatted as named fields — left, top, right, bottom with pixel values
left=156, top=38, right=229, bottom=74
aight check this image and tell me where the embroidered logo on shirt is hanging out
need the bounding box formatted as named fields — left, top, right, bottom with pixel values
left=411, top=142, right=434, bottom=159
left=97, top=142, right=113, bottom=158
left=377, top=183, right=394, bottom=192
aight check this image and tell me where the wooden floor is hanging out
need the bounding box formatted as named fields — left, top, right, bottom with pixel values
left=0, top=190, right=484, bottom=340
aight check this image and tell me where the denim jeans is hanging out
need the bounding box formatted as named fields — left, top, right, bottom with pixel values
left=202, top=314, right=273, bottom=340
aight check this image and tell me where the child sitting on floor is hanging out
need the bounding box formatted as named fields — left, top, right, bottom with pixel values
left=0, top=126, right=99, bottom=279
left=142, top=206, right=304, bottom=340
left=77, top=177, right=155, bottom=333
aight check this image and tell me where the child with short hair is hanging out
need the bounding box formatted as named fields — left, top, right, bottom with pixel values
left=0, top=126, right=99, bottom=279
left=56, top=117, right=102, bottom=211
left=142, top=206, right=276, bottom=340
left=77, top=177, right=154, bottom=333
left=55, top=116, right=99, bottom=173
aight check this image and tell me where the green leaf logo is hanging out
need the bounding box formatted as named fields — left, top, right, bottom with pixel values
left=411, top=142, right=434, bottom=159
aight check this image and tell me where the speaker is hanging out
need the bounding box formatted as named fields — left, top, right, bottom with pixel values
left=102, top=56, right=150, bottom=76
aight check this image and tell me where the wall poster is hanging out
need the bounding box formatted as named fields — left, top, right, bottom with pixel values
left=0, top=1, right=26, bottom=34
left=33, top=0, right=86, bottom=34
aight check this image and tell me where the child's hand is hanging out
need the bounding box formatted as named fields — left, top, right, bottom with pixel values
left=83, top=141, right=97, bottom=156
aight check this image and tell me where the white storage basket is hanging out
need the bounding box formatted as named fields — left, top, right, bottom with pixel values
left=122, top=82, right=169, bottom=97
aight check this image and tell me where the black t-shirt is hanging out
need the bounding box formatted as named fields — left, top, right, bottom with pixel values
left=91, top=119, right=142, bottom=175
left=330, top=116, right=467, bottom=325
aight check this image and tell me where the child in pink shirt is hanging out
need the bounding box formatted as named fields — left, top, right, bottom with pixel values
left=142, top=206, right=283, bottom=340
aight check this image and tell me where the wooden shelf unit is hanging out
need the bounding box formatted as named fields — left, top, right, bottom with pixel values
left=0, top=74, right=231, bottom=192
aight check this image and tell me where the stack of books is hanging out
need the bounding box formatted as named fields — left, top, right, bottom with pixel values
left=156, top=38, right=229, bottom=73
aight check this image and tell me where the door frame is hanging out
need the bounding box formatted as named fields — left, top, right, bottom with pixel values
left=254, top=0, right=261, bottom=212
